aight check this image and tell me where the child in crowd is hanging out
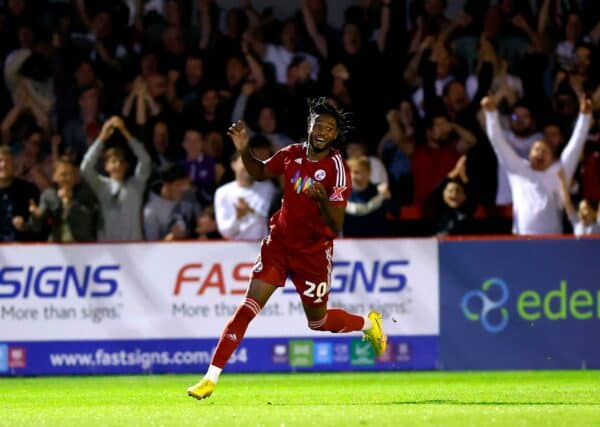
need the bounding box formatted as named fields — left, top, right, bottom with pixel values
left=558, top=168, right=600, bottom=236
left=343, top=156, right=390, bottom=237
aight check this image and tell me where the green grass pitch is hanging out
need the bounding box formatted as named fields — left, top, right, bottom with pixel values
left=2, top=371, right=600, bottom=426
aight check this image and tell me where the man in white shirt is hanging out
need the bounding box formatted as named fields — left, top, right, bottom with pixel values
left=214, top=152, right=276, bottom=241
left=482, top=95, right=592, bottom=235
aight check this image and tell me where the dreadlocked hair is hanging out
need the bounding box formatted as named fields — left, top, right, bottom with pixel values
left=307, top=97, right=354, bottom=146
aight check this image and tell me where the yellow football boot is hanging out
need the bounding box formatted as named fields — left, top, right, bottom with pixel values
left=362, top=311, right=387, bottom=356
left=187, top=379, right=216, bottom=400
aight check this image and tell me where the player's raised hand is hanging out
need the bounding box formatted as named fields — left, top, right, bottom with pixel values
left=304, top=182, right=327, bottom=202
left=227, top=121, right=250, bottom=152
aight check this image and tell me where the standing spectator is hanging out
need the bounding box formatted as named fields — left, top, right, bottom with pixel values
left=411, top=112, right=476, bottom=211
left=558, top=168, right=600, bottom=237
left=149, top=120, right=175, bottom=175
left=494, top=102, right=544, bottom=205
left=0, top=146, right=40, bottom=241
left=29, top=156, right=99, bottom=242
left=482, top=95, right=592, bottom=235
left=343, top=156, right=390, bottom=237
left=12, top=126, right=52, bottom=192
left=214, top=151, right=276, bottom=241
left=378, top=108, right=415, bottom=205
left=180, top=129, right=224, bottom=205
left=63, top=85, right=105, bottom=162
left=80, top=116, right=151, bottom=241
left=143, top=165, right=201, bottom=241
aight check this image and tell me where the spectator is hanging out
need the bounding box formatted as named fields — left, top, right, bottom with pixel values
left=80, top=116, right=151, bottom=241
left=343, top=156, right=390, bottom=237
left=244, top=19, right=320, bottom=84
left=434, top=156, right=475, bottom=236
left=180, top=129, right=224, bottom=205
left=214, top=151, right=276, bottom=241
left=195, top=206, right=222, bottom=240
left=12, top=126, right=52, bottom=192
left=411, top=112, right=476, bottom=211
left=494, top=102, right=544, bottom=205
left=345, top=141, right=388, bottom=185
left=378, top=107, right=415, bottom=205
left=482, top=95, right=592, bottom=235
left=558, top=168, right=600, bottom=237
left=149, top=120, right=175, bottom=175
left=29, top=156, right=99, bottom=242
left=144, top=165, right=201, bottom=241
left=0, top=146, right=40, bottom=241
left=63, top=85, right=105, bottom=162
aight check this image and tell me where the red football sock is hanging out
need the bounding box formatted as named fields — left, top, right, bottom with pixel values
left=308, top=308, right=365, bottom=333
left=211, top=297, right=262, bottom=368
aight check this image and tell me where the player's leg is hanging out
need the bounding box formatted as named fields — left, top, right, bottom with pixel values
left=302, top=302, right=387, bottom=356
left=187, top=278, right=277, bottom=400
left=292, top=243, right=387, bottom=355
left=188, top=234, right=287, bottom=400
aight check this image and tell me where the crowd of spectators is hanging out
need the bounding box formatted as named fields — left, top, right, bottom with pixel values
left=1, top=0, right=599, bottom=243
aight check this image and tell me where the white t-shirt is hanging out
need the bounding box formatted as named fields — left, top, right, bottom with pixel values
left=485, top=110, right=591, bottom=235
left=263, top=44, right=319, bottom=84
left=214, top=180, right=276, bottom=241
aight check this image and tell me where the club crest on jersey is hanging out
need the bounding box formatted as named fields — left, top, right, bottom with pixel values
left=314, top=169, right=326, bottom=181
left=291, top=170, right=313, bottom=194
left=329, top=186, right=347, bottom=202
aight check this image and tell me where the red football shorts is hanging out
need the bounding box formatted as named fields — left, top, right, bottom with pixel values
left=251, top=232, right=333, bottom=306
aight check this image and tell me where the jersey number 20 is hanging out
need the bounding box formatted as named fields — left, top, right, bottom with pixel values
left=303, top=281, right=328, bottom=303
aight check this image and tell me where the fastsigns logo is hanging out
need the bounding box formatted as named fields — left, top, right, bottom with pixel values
left=461, top=278, right=509, bottom=333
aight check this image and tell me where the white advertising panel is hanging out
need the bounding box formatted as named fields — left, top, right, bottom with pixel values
left=0, top=239, right=438, bottom=340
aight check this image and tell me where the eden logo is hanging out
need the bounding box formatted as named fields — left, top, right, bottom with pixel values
left=461, top=278, right=600, bottom=334
left=461, top=278, right=509, bottom=333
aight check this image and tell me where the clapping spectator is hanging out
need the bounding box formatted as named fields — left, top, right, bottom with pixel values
left=29, top=156, right=99, bottom=242
left=214, top=151, right=276, bottom=241
left=80, top=116, right=151, bottom=241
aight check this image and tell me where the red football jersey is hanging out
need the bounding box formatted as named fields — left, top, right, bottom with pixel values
left=264, top=142, right=351, bottom=250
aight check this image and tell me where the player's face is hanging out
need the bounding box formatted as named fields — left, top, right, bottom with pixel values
left=308, top=114, right=338, bottom=153
left=529, top=140, right=553, bottom=171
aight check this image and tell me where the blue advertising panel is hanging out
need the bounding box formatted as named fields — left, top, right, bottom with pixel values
left=440, top=239, right=600, bottom=370
left=0, top=336, right=437, bottom=376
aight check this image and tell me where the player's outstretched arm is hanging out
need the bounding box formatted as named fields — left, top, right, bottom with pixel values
left=227, top=120, right=275, bottom=180
left=305, top=182, right=345, bottom=234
